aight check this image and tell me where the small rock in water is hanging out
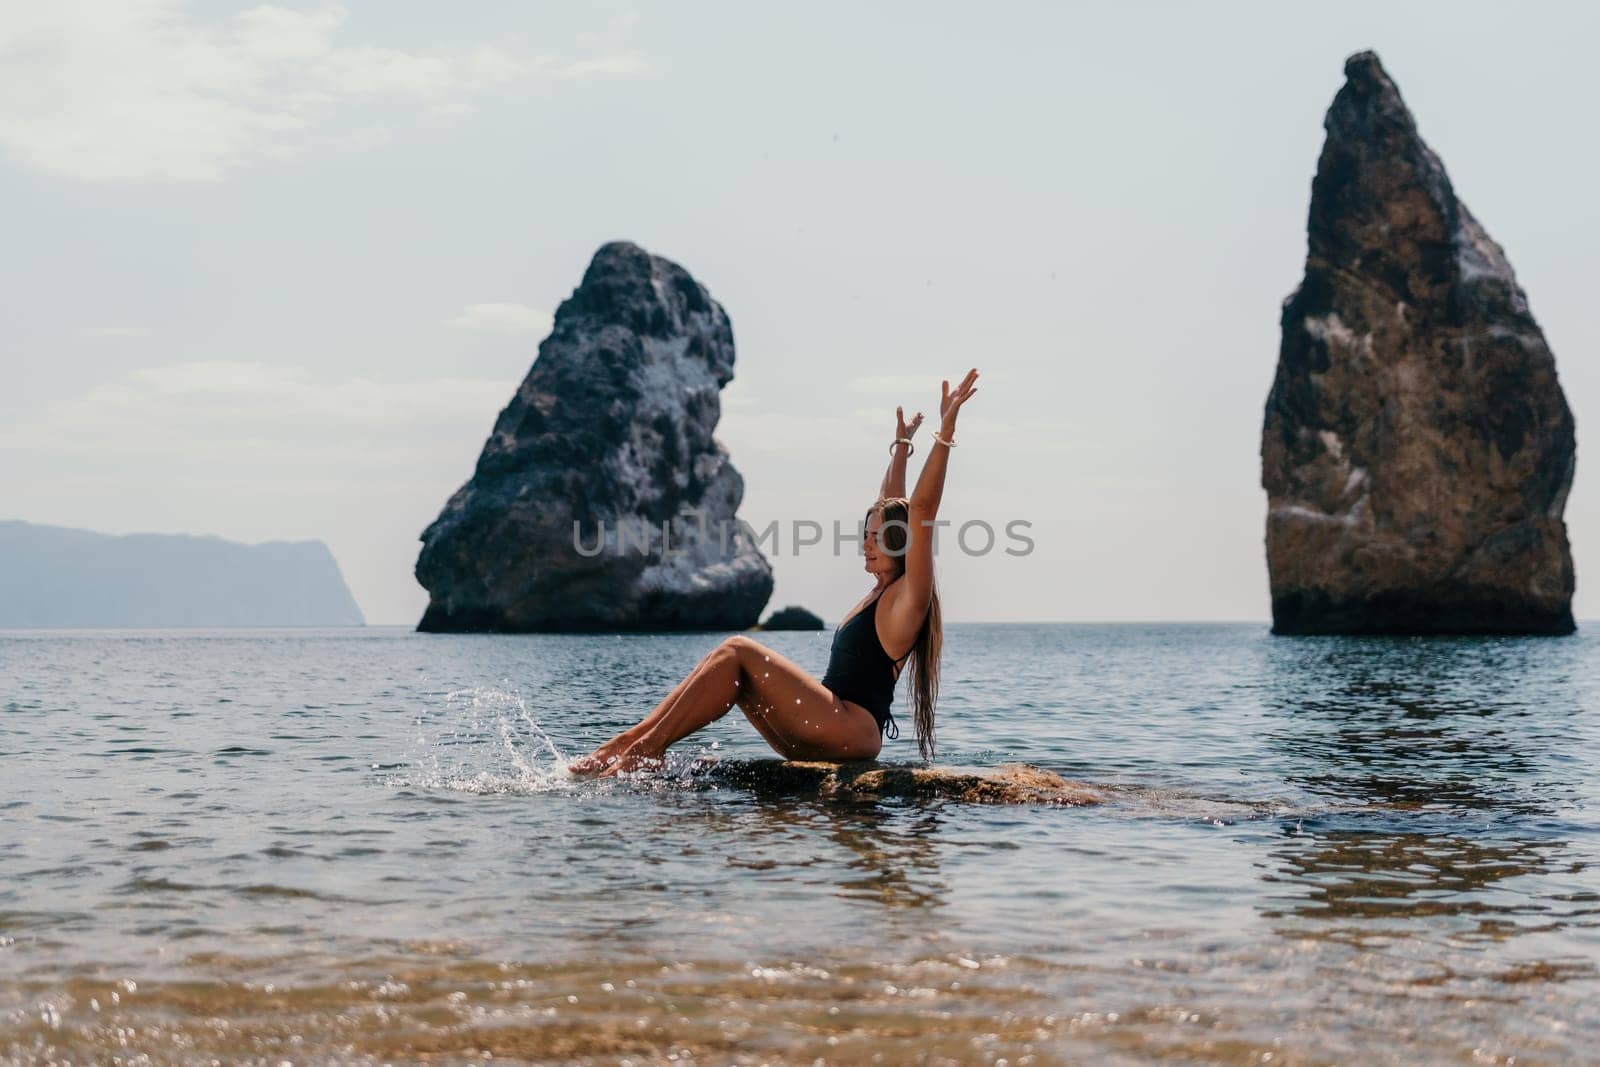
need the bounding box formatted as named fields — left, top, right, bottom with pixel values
left=757, top=606, right=825, bottom=631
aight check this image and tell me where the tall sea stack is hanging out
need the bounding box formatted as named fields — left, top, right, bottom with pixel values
left=415, top=242, right=774, bottom=632
left=1261, top=51, right=1576, bottom=635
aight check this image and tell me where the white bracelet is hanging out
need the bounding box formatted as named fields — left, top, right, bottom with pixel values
left=932, top=432, right=956, bottom=448
left=890, top=438, right=914, bottom=456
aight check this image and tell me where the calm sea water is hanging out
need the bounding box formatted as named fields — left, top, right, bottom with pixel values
left=2, top=623, right=1597, bottom=1065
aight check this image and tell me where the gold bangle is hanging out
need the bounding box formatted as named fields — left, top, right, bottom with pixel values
left=932, top=433, right=956, bottom=448
left=890, top=438, right=914, bottom=456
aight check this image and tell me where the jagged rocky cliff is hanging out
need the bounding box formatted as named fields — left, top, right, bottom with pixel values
left=1261, top=51, right=1576, bottom=635
left=415, top=242, right=773, bottom=632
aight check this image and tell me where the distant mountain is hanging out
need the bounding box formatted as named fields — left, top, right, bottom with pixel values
left=0, top=521, right=365, bottom=628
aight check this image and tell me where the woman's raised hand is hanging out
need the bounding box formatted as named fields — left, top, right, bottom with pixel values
left=939, top=368, right=979, bottom=429
left=896, top=405, right=925, bottom=441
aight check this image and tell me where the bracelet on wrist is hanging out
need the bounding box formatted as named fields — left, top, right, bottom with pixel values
left=889, top=438, right=914, bottom=457
left=932, top=432, right=956, bottom=448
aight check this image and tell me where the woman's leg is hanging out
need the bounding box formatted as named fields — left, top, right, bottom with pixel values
left=567, top=645, right=722, bottom=773
left=593, top=635, right=882, bottom=775
left=570, top=637, right=801, bottom=775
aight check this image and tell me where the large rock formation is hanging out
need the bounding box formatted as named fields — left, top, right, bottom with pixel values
left=0, top=521, right=364, bottom=627
left=416, top=242, right=773, bottom=632
left=1261, top=51, right=1576, bottom=635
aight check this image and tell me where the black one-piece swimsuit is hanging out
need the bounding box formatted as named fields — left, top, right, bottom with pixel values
left=820, top=591, right=909, bottom=739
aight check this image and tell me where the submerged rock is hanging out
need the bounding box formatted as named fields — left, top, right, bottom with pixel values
left=1261, top=51, right=1576, bottom=635
left=693, top=759, right=1101, bottom=807
left=757, top=605, right=825, bottom=631
left=416, top=242, right=774, bottom=632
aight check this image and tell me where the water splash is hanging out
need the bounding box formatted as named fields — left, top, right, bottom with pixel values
left=402, top=685, right=573, bottom=795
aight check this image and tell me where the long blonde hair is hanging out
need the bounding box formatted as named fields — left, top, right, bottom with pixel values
left=871, top=496, right=943, bottom=761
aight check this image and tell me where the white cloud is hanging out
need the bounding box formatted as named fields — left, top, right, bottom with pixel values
left=80, top=326, right=151, bottom=338
left=848, top=373, right=947, bottom=395
left=0, top=2, right=643, bottom=182
left=0, top=360, right=513, bottom=461
left=848, top=370, right=1001, bottom=397
left=575, top=12, right=641, bottom=55
left=448, top=303, right=554, bottom=336
left=720, top=405, right=1088, bottom=455
left=551, top=52, right=648, bottom=80
left=720, top=382, right=759, bottom=410
left=719, top=408, right=882, bottom=452
left=950, top=413, right=1095, bottom=454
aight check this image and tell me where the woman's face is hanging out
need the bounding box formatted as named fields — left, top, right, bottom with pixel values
left=863, top=509, right=897, bottom=579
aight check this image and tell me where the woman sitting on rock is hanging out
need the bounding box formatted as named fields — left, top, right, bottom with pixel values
left=568, top=368, right=979, bottom=776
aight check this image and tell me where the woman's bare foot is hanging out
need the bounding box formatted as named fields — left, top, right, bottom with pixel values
left=593, top=742, right=665, bottom=778
left=567, top=730, right=642, bottom=776
left=566, top=752, right=606, bottom=775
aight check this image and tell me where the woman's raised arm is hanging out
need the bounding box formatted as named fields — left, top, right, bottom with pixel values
left=879, top=405, right=924, bottom=501
left=909, top=369, right=978, bottom=517
left=901, top=368, right=979, bottom=609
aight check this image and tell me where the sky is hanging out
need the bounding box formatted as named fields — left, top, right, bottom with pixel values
left=3, top=1, right=1598, bottom=625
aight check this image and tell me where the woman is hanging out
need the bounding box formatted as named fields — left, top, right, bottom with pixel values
left=567, top=368, right=979, bottom=777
